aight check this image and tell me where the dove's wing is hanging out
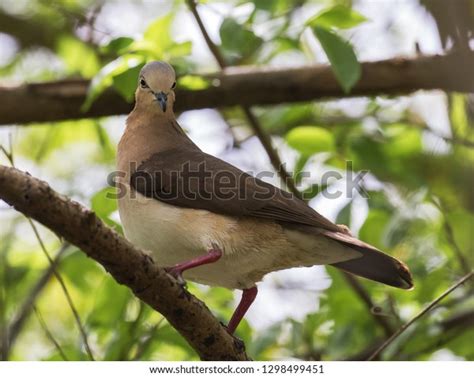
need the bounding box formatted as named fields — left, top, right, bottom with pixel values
left=131, top=147, right=340, bottom=232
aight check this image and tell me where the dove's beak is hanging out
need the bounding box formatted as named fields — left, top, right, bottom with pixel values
left=154, top=91, right=168, bottom=112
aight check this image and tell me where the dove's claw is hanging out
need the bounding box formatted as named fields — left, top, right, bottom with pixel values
left=165, top=267, right=187, bottom=286
left=337, top=224, right=353, bottom=236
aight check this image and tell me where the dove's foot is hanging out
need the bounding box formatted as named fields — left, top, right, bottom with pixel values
left=165, top=246, right=222, bottom=285
left=337, top=224, right=353, bottom=236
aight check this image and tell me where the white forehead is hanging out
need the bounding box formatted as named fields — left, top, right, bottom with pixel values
left=140, top=61, right=176, bottom=82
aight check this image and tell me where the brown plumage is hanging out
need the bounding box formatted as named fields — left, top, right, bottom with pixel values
left=117, top=61, right=413, bottom=333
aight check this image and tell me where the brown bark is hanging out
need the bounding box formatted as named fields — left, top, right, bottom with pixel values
left=0, top=165, right=250, bottom=361
left=0, top=52, right=472, bottom=125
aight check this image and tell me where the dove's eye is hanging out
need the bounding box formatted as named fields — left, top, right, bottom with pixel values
left=140, top=79, right=148, bottom=89
left=171, top=81, right=176, bottom=89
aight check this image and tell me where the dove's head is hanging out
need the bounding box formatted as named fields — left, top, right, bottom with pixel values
left=135, top=61, right=176, bottom=114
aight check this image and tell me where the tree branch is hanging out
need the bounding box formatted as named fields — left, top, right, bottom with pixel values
left=185, top=0, right=227, bottom=69
left=347, top=305, right=474, bottom=360
left=0, top=165, right=250, bottom=361
left=0, top=52, right=472, bottom=125
left=33, top=306, right=69, bottom=360
left=441, top=308, right=474, bottom=331
left=367, top=271, right=474, bottom=361
left=28, top=220, right=94, bottom=360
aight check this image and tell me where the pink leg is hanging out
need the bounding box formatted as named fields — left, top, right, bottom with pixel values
left=227, top=286, right=258, bottom=334
left=166, top=247, right=222, bottom=282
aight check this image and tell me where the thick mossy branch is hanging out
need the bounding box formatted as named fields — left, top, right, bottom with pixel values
left=0, top=165, right=250, bottom=361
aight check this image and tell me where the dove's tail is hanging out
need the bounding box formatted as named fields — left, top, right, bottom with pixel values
left=323, top=230, right=414, bottom=289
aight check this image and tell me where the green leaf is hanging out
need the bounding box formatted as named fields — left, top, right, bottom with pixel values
left=17, top=119, right=103, bottom=162
left=445, top=210, right=474, bottom=257
left=101, top=37, right=134, bottom=55
left=301, top=183, right=328, bottom=200
left=384, top=124, right=423, bottom=159
left=359, top=209, right=391, bottom=249
left=112, top=63, right=145, bottom=102
left=177, top=75, right=211, bottom=90
left=5, top=265, right=29, bottom=285
left=143, top=13, right=174, bottom=54
left=60, top=250, right=101, bottom=291
left=450, top=94, right=469, bottom=136
left=220, top=18, right=263, bottom=62
left=91, top=186, right=123, bottom=232
left=336, top=200, right=352, bottom=226
left=91, top=187, right=118, bottom=219
left=82, top=54, right=144, bottom=110
left=57, top=36, right=100, bottom=78
left=294, top=155, right=309, bottom=183
left=307, top=5, right=368, bottom=30
left=249, top=322, right=283, bottom=359
left=312, top=26, right=361, bottom=93
left=286, top=126, right=335, bottom=156
left=84, top=13, right=192, bottom=110
left=167, top=41, right=192, bottom=58
left=94, top=122, right=115, bottom=162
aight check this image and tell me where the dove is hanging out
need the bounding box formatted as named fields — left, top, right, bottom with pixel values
left=116, top=61, right=413, bottom=334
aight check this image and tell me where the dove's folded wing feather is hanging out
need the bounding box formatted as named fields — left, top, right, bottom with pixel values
left=131, top=147, right=341, bottom=232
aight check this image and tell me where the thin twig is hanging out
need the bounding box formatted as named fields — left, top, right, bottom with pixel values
left=0, top=146, right=13, bottom=166
left=117, top=300, right=146, bottom=360
left=28, top=220, right=95, bottom=360
left=431, top=199, right=472, bottom=276
left=442, top=217, right=472, bottom=275
left=444, top=135, right=474, bottom=148
left=185, top=0, right=301, bottom=198
left=0, top=219, right=19, bottom=360
left=33, top=306, right=69, bottom=361
left=242, top=107, right=301, bottom=197
left=0, top=134, right=14, bottom=166
left=132, top=317, right=166, bottom=361
left=343, top=274, right=395, bottom=337
left=402, top=327, right=466, bottom=360
left=7, top=243, right=70, bottom=355
left=367, top=271, right=474, bottom=361
left=186, top=0, right=226, bottom=69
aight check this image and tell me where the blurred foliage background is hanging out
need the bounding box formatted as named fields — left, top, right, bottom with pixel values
left=0, top=0, right=473, bottom=361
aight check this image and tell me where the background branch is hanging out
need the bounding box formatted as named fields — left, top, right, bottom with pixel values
left=33, top=306, right=69, bottom=361
left=0, top=164, right=250, bottom=361
left=368, top=271, right=474, bottom=361
left=28, top=220, right=94, bottom=360
left=3, top=243, right=69, bottom=359
left=347, top=305, right=474, bottom=360
left=0, top=52, right=472, bottom=125
left=342, top=273, right=395, bottom=337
